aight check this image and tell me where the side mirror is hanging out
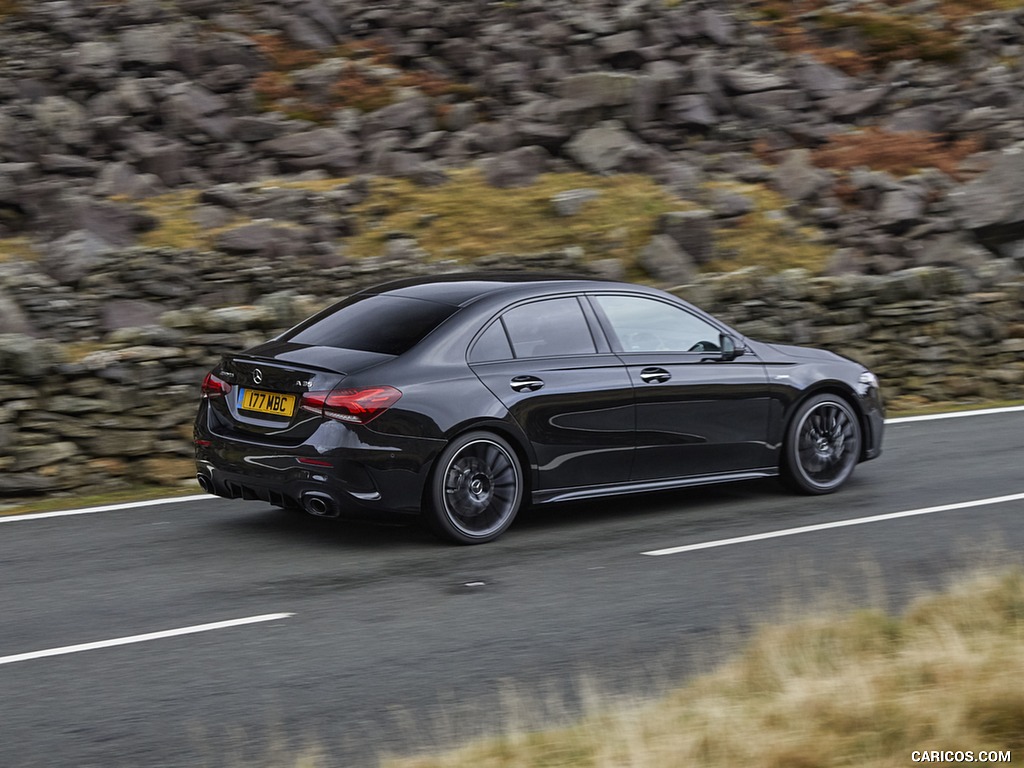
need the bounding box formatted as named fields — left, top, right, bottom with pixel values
left=719, top=333, right=741, bottom=362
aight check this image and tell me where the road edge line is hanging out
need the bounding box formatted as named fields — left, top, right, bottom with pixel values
left=0, top=494, right=215, bottom=523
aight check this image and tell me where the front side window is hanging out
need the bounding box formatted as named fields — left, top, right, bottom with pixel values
left=592, top=295, right=722, bottom=353
left=501, top=297, right=597, bottom=358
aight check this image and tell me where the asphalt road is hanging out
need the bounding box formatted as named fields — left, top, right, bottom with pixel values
left=2, top=409, right=1023, bottom=767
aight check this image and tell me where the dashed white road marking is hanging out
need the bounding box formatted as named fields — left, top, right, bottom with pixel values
left=641, top=492, right=1024, bottom=557
left=0, top=613, right=294, bottom=666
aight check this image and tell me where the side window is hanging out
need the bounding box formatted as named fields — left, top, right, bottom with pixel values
left=501, top=298, right=597, bottom=358
left=469, top=320, right=513, bottom=363
left=593, top=295, right=722, bottom=353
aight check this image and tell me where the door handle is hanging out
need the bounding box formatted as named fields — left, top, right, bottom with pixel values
left=640, top=367, right=671, bottom=384
left=510, top=375, right=544, bottom=392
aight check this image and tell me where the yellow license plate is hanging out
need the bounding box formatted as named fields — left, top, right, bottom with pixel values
left=237, top=388, right=296, bottom=417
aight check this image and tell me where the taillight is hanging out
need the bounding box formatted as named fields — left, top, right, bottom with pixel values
left=201, top=372, right=231, bottom=398
left=300, top=386, right=402, bottom=424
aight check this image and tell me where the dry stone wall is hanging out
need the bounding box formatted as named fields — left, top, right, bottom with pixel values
left=1, top=248, right=1022, bottom=499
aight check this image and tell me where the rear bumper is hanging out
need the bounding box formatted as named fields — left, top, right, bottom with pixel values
left=194, top=404, right=444, bottom=515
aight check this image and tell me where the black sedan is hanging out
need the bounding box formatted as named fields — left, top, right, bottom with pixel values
left=194, top=274, right=884, bottom=543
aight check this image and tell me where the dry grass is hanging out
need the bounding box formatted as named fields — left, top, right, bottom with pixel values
left=380, top=568, right=1024, bottom=768
left=123, top=171, right=834, bottom=276
left=346, top=169, right=685, bottom=271
left=702, top=181, right=832, bottom=273
left=0, top=236, right=40, bottom=263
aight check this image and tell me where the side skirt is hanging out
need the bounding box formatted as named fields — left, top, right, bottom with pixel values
left=532, top=468, right=779, bottom=505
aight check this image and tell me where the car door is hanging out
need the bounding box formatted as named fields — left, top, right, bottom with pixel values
left=468, top=296, right=635, bottom=491
left=589, top=293, right=772, bottom=481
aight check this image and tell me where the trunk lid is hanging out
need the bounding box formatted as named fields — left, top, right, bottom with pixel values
left=208, top=342, right=394, bottom=442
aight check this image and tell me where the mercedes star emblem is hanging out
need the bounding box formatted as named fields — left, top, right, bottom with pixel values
left=252, top=368, right=263, bottom=384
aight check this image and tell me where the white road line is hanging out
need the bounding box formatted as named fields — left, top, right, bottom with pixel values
left=0, top=613, right=294, bottom=667
left=0, top=494, right=214, bottom=523
left=641, top=492, right=1024, bottom=557
left=886, top=405, right=1024, bottom=424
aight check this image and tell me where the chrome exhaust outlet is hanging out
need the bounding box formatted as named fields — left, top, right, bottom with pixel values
left=196, top=473, right=213, bottom=494
left=301, top=491, right=339, bottom=518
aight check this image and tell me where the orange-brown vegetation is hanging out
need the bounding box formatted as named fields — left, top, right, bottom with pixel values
left=811, top=128, right=982, bottom=180
left=250, top=33, right=477, bottom=122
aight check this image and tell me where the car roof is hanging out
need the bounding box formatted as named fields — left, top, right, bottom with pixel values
left=358, top=272, right=624, bottom=307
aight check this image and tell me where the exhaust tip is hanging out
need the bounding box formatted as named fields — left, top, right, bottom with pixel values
left=196, top=474, right=213, bottom=494
left=301, top=492, right=339, bottom=518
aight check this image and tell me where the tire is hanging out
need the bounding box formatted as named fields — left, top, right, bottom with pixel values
left=426, top=431, right=524, bottom=544
left=782, top=394, right=862, bottom=494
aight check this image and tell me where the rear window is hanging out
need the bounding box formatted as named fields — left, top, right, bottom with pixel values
left=278, top=295, right=456, bottom=355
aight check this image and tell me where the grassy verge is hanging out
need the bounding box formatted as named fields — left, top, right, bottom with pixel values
left=380, top=567, right=1024, bottom=768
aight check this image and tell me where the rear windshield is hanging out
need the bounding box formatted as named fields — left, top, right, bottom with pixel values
left=278, top=295, right=457, bottom=355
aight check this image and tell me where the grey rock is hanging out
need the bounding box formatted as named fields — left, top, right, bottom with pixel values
left=481, top=146, right=550, bottom=188
left=711, top=190, right=755, bottom=218
left=0, top=290, right=34, bottom=335
left=824, top=86, right=891, bottom=119
left=696, top=8, right=736, bottom=46
left=722, top=69, right=789, bottom=94
left=231, top=115, right=299, bottom=143
left=551, top=189, right=600, bottom=217
left=118, top=24, right=184, bottom=68
left=126, top=133, right=191, bottom=186
left=639, top=234, right=697, bottom=285
left=773, top=149, right=831, bottom=203
left=658, top=209, right=715, bottom=264
left=879, top=186, right=926, bottom=230
left=215, top=222, right=306, bottom=259
left=258, top=128, right=359, bottom=175
left=560, top=72, right=639, bottom=107
left=32, top=96, right=90, bottom=147
left=39, top=231, right=116, bottom=286
left=0, top=473, right=57, bottom=495
left=667, top=94, right=717, bottom=130
left=102, top=300, right=165, bottom=332
left=566, top=122, right=652, bottom=175
left=951, top=149, right=1024, bottom=232
left=793, top=58, right=856, bottom=98
left=0, top=334, right=60, bottom=378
